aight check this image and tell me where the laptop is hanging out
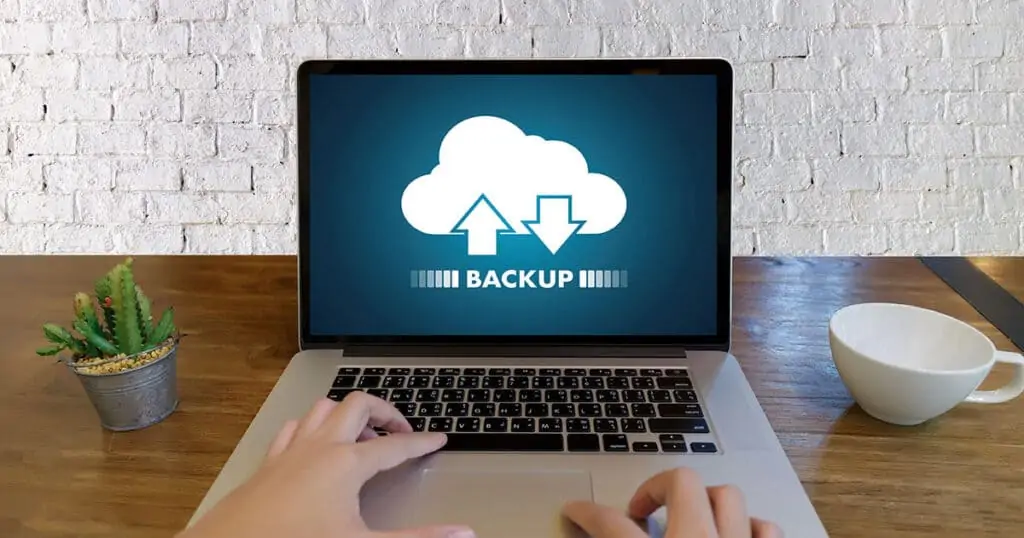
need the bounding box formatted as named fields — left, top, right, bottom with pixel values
left=188, top=58, right=828, bottom=537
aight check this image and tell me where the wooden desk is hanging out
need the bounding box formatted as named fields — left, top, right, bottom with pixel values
left=1, top=256, right=1021, bottom=538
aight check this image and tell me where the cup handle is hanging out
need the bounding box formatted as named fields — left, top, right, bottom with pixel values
left=965, top=351, right=1024, bottom=404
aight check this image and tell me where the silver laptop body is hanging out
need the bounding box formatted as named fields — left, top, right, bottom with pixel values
left=188, top=58, right=829, bottom=538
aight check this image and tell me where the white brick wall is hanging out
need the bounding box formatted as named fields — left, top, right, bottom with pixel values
left=0, top=0, right=1022, bottom=255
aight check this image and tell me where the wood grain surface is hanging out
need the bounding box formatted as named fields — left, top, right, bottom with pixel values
left=1, top=256, right=1022, bottom=538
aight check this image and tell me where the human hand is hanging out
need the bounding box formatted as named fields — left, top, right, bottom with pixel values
left=178, top=394, right=475, bottom=538
left=563, top=467, right=782, bottom=538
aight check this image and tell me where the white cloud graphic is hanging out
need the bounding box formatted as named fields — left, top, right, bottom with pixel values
left=401, top=116, right=627, bottom=248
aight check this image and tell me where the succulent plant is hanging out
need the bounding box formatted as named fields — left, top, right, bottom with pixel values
left=36, top=257, right=177, bottom=361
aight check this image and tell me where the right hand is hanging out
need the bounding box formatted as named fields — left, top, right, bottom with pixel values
left=563, top=467, right=782, bottom=538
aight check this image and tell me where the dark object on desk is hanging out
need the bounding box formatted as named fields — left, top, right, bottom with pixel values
left=919, top=257, right=1024, bottom=351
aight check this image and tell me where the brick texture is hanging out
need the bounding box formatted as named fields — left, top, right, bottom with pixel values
left=0, top=0, right=1021, bottom=255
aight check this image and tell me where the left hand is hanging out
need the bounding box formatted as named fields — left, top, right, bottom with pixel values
left=178, top=393, right=476, bottom=538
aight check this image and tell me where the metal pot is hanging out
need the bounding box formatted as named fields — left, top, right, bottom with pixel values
left=65, top=342, right=179, bottom=431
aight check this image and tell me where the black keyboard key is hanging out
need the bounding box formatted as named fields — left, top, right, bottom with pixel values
left=567, top=433, right=599, bottom=452
left=603, top=434, right=629, bottom=452
left=660, top=434, right=685, bottom=442
left=382, top=376, right=405, bottom=388
left=457, top=377, right=480, bottom=388
left=640, top=369, right=663, bottom=376
left=394, top=402, right=417, bottom=416
left=631, top=377, right=655, bottom=389
left=439, top=368, right=460, bottom=376
left=631, top=403, right=656, bottom=417
left=691, top=442, right=717, bottom=453
left=408, top=417, right=426, bottom=431
left=472, top=403, right=496, bottom=417
left=633, top=442, right=659, bottom=453
left=525, top=403, right=549, bottom=417
left=333, top=375, right=356, bottom=388
left=605, top=403, right=629, bottom=417
left=366, top=389, right=389, bottom=400
left=657, top=377, right=693, bottom=389
left=493, top=390, right=516, bottom=402
left=615, top=368, right=638, bottom=376
left=464, top=368, right=486, bottom=376
left=565, top=368, right=586, bottom=376
left=498, top=403, right=522, bottom=417
left=432, top=376, right=455, bottom=389
left=413, top=368, right=436, bottom=376
left=365, top=367, right=386, bottom=376
left=429, top=418, right=453, bottom=432
left=443, top=433, right=563, bottom=451
left=607, top=377, right=630, bottom=389
left=358, top=376, right=381, bottom=388
left=622, top=390, right=645, bottom=403
left=590, top=369, right=612, bottom=376
left=540, top=368, right=561, bottom=376
left=441, top=389, right=465, bottom=402
left=419, top=403, right=442, bottom=416
left=578, top=404, right=602, bottom=417
left=482, top=376, right=504, bottom=388
left=545, top=389, right=568, bottom=402
left=456, top=417, right=480, bottom=432
left=648, top=418, right=710, bottom=434
left=673, top=390, right=698, bottom=403
left=518, top=390, right=542, bottom=403
left=389, top=389, right=413, bottom=402
left=621, top=418, right=646, bottom=433
left=415, top=389, right=439, bottom=402
left=468, top=389, right=490, bottom=402
left=582, top=377, right=604, bottom=389
left=648, top=390, right=672, bottom=403
left=489, top=368, right=511, bottom=376
left=662, top=441, right=687, bottom=453
left=658, top=403, right=704, bottom=418
left=339, top=367, right=361, bottom=375
left=388, top=368, right=410, bottom=376
left=594, top=418, right=618, bottom=432
left=557, top=377, right=579, bottom=389
left=665, top=369, right=688, bottom=377
left=508, top=377, right=529, bottom=389
left=445, top=403, right=469, bottom=416
left=596, top=390, right=619, bottom=403
left=408, top=376, right=430, bottom=388
left=483, top=418, right=507, bottom=432
left=511, top=418, right=535, bottom=432
left=327, top=388, right=357, bottom=401
left=532, top=377, right=554, bottom=389
left=539, top=418, right=562, bottom=432
left=567, top=418, right=591, bottom=433
left=513, top=368, right=536, bottom=376
left=570, top=390, right=593, bottom=403
left=552, top=403, right=575, bottom=417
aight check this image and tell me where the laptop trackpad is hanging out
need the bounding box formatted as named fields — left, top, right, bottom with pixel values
left=411, top=470, right=593, bottom=538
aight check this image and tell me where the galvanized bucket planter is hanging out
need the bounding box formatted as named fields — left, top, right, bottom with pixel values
left=65, top=341, right=179, bottom=431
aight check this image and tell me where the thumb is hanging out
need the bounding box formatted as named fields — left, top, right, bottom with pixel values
left=379, top=524, right=476, bottom=538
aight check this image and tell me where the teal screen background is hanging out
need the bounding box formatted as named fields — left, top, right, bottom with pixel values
left=307, top=74, right=720, bottom=336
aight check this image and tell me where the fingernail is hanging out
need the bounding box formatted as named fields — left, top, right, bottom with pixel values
left=449, top=529, right=475, bottom=538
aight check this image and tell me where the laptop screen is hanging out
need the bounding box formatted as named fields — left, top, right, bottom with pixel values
left=301, top=62, right=731, bottom=346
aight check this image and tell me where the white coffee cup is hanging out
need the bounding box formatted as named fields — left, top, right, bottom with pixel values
left=828, top=302, right=1024, bottom=426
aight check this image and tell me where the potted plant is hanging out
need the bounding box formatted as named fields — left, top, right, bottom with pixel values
left=36, top=257, right=180, bottom=431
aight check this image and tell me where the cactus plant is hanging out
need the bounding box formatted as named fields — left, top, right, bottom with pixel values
left=36, top=257, right=178, bottom=374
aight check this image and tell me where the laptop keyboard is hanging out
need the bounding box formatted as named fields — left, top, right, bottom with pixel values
left=325, top=367, right=718, bottom=454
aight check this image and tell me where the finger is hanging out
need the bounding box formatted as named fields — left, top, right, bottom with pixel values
left=265, top=419, right=298, bottom=460
left=379, top=524, right=476, bottom=538
left=627, top=467, right=717, bottom=538
left=561, top=500, right=648, bottom=538
left=357, top=426, right=379, bottom=442
left=706, top=485, right=750, bottom=538
left=323, top=391, right=413, bottom=443
left=751, top=518, right=783, bottom=538
left=295, top=397, right=338, bottom=439
left=351, top=432, right=447, bottom=481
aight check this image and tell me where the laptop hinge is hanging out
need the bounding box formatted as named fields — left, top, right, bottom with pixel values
left=341, top=345, right=688, bottom=358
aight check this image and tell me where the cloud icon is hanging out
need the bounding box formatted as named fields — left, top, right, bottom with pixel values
left=401, top=115, right=627, bottom=255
